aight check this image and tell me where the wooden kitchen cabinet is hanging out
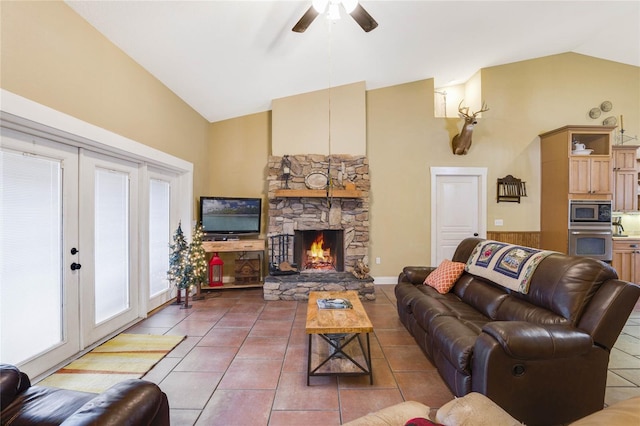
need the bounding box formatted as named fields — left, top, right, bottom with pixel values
left=540, top=125, right=616, bottom=253
left=612, top=239, right=640, bottom=283
left=612, top=145, right=639, bottom=211
left=613, top=146, right=638, bottom=170
left=569, top=157, right=612, bottom=195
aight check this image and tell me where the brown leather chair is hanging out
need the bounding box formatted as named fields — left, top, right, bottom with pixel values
left=0, top=364, right=169, bottom=425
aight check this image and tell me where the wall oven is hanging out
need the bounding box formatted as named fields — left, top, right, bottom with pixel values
left=568, top=200, right=612, bottom=262
left=568, top=228, right=613, bottom=262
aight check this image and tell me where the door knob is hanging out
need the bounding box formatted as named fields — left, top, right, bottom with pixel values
left=70, top=262, right=82, bottom=271
left=473, top=233, right=479, bottom=237
left=71, top=248, right=79, bottom=255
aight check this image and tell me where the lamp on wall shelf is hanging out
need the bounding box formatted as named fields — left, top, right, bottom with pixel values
left=281, top=155, right=291, bottom=189
left=497, top=175, right=527, bottom=203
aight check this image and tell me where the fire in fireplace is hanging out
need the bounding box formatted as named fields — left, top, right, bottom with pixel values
left=295, top=230, right=344, bottom=272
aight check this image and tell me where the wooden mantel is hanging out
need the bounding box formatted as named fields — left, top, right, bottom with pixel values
left=273, top=189, right=363, bottom=198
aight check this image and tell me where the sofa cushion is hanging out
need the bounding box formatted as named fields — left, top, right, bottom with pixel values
left=454, top=276, right=508, bottom=319
left=495, top=296, right=569, bottom=324
left=518, top=254, right=617, bottom=324
left=429, top=316, right=482, bottom=374
left=424, top=259, right=466, bottom=294
left=435, top=392, right=524, bottom=426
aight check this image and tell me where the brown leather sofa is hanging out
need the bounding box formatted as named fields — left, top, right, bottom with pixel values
left=0, top=364, right=169, bottom=425
left=395, top=237, right=640, bottom=426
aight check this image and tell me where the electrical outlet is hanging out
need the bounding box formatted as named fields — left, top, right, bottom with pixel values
left=375, top=257, right=381, bottom=264
left=494, top=219, right=504, bottom=226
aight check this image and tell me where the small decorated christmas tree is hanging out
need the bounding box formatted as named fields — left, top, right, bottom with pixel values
left=189, top=222, right=207, bottom=300
left=167, top=221, right=190, bottom=306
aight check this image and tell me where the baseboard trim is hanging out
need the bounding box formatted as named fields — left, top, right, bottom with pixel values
left=373, top=276, right=397, bottom=284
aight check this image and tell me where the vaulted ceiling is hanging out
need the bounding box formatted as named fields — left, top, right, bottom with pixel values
left=66, top=1, right=640, bottom=123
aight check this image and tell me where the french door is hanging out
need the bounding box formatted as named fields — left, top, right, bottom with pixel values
left=1, top=130, right=141, bottom=377
left=79, top=150, right=139, bottom=345
left=1, top=128, right=81, bottom=376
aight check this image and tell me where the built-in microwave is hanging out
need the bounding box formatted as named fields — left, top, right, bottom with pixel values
left=569, top=200, right=612, bottom=226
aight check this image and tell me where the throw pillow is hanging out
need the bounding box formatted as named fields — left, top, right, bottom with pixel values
left=424, top=259, right=465, bottom=294
left=404, top=418, right=442, bottom=426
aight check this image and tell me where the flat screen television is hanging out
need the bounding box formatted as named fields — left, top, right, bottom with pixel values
left=199, top=197, right=262, bottom=237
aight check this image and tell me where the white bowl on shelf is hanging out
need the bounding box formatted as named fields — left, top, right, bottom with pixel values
left=571, top=149, right=594, bottom=156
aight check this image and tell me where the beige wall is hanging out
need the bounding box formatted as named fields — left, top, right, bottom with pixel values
left=364, top=53, right=639, bottom=275
left=272, top=81, right=366, bottom=156
left=3, top=2, right=639, bottom=279
left=0, top=1, right=210, bottom=214
left=207, top=111, right=271, bottom=231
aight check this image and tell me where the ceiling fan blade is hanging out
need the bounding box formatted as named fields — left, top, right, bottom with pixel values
left=292, top=6, right=319, bottom=33
left=350, top=3, right=378, bottom=32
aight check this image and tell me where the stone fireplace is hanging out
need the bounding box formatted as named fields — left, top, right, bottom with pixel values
left=263, top=154, right=374, bottom=301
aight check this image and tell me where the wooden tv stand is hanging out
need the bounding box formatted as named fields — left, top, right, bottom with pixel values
left=201, top=238, right=265, bottom=290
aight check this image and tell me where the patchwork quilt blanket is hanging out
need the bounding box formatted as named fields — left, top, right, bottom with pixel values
left=465, top=240, right=556, bottom=294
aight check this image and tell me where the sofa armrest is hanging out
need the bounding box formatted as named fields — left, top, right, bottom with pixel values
left=578, top=279, right=640, bottom=351
left=481, top=322, right=592, bottom=359
left=0, top=364, right=31, bottom=411
left=60, top=379, right=169, bottom=426
left=399, top=266, right=436, bottom=285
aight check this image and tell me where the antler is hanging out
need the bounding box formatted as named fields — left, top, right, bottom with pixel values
left=472, top=101, right=489, bottom=117
left=457, top=100, right=470, bottom=116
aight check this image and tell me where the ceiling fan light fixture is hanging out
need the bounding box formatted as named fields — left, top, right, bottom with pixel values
left=312, top=0, right=329, bottom=13
left=293, top=0, right=376, bottom=33
left=342, top=0, right=358, bottom=14
left=327, top=3, right=341, bottom=20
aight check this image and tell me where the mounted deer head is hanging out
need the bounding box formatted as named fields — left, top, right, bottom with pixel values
left=451, top=100, right=489, bottom=155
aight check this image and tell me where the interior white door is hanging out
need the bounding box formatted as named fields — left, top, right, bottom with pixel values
left=431, top=167, right=487, bottom=265
left=79, top=149, right=139, bottom=345
left=0, top=128, right=80, bottom=378
left=146, top=168, right=176, bottom=311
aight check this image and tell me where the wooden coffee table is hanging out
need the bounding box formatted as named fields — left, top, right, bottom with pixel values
left=305, top=290, right=373, bottom=385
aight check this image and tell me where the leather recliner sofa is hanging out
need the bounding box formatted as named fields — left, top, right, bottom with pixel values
left=0, top=364, right=169, bottom=425
left=395, top=237, right=640, bottom=426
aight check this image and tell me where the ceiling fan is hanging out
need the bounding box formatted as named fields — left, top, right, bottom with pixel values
left=292, top=0, right=378, bottom=33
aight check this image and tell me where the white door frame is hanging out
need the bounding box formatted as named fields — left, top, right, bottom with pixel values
left=430, top=167, right=487, bottom=265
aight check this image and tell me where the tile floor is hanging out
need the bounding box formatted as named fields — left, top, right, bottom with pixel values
left=125, top=284, right=640, bottom=426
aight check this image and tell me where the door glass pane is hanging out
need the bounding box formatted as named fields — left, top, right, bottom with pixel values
left=149, top=179, right=170, bottom=297
left=1, top=150, right=63, bottom=364
left=94, top=168, right=129, bottom=323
